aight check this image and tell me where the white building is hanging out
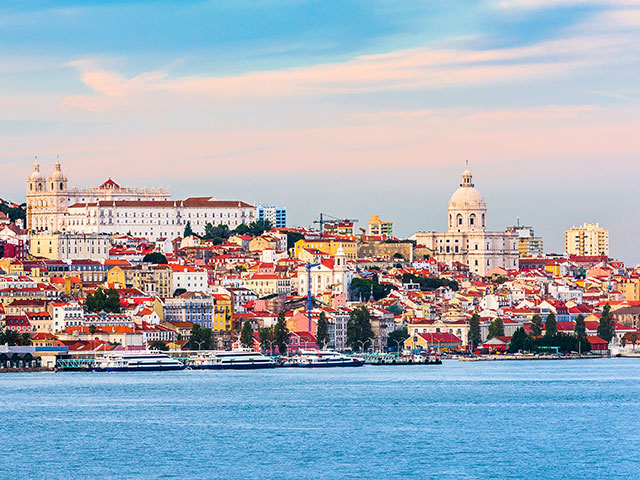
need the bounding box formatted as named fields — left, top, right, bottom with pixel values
left=297, top=248, right=354, bottom=297
left=411, top=166, right=519, bottom=277
left=26, top=160, right=255, bottom=241
left=169, top=264, right=208, bottom=294
left=49, top=301, right=85, bottom=332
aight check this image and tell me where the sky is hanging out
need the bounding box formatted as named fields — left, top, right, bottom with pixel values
left=1, top=0, right=639, bottom=263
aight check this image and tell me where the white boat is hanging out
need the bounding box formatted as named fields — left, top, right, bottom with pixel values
left=93, top=352, right=185, bottom=372
left=191, top=349, right=276, bottom=370
left=292, top=350, right=365, bottom=368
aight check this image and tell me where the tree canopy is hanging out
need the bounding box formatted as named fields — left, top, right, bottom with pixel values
left=240, top=321, right=254, bottom=348
left=85, top=287, right=121, bottom=313
left=350, top=276, right=394, bottom=301
left=574, top=314, right=586, bottom=337
left=597, top=303, right=615, bottom=342
left=183, top=221, right=194, bottom=237
left=316, top=311, right=330, bottom=349
left=487, top=318, right=505, bottom=340
left=508, top=327, right=536, bottom=353
left=545, top=313, right=557, bottom=337
left=0, top=329, right=31, bottom=346
left=400, top=273, right=458, bottom=291
left=273, top=312, right=289, bottom=355
left=530, top=314, right=543, bottom=337
left=346, top=306, right=374, bottom=352
left=387, top=327, right=409, bottom=350
left=142, top=252, right=168, bottom=264
left=468, top=313, right=481, bottom=348
left=188, top=324, right=213, bottom=350
left=150, top=340, right=169, bottom=351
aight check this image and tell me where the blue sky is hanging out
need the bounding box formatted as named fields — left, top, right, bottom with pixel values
left=1, top=0, right=639, bottom=262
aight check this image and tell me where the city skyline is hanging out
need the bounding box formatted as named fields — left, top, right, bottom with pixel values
left=1, top=1, right=639, bottom=262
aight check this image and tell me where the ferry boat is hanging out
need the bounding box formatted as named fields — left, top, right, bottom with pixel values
left=191, top=349, right=277, bottom=370
left=291, top=350, right=365, bottom=368
left=93, top=352, right=186, bottom=372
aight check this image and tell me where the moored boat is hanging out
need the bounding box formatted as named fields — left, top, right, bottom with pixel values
left=93, top=352, right=185, bottom=372
left=290, top=350, right=364, bottom=367
left=191, top=349, right=277, bottom=370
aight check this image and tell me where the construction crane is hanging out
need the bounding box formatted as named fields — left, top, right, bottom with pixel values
left=312, top=213, right=359, bottom=237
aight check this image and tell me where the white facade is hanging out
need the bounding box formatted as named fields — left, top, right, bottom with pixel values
left=50, top=302, right=85, bottom=332
left=297, top=248, right=354, bottom=297
left=170, top=265, right=208, bottom=294
left=26, top=161, right=255, bottom=241
left=412, top=167, right=519, bottom=277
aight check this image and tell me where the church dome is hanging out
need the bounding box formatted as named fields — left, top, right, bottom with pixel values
left=448, top=165, right=486, bottom=211
left=447, top=165, right=487, bottom=232
left=448, top=184, right=486, bottom=211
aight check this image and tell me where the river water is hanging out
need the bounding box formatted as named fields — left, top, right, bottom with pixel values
left=1, top=358, right=639, bottom=479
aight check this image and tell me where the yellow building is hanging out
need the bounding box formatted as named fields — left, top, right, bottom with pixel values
left=294, top=238, right=357, bottom=260
left=367, top=215, right=393, bottom=237
left=565, top=222, right=609, bottom=256
left=0, top=258, right=24, bottom=275
left=107, top=264, right=172, bottom=298
left=618, top=277, right=640, bottom=302
left=242, top=274, right=292, bottom=298
left=29, top=233, right=110, bottom=260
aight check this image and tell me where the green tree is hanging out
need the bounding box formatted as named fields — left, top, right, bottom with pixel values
left=530, top=314, right=543, bottom=337
left=285, top=231, right=305, bottom=250
left=248, top=220, right=272, bottom=237
left=316, top=311, right=330, bottom=349
left=346, top=306, right=374, bottom=352
left=234, top=223, right=250, bottom=235
left=150, top=340, right=169, bottom=351
left=88, top=324, right=97, bottom=336
left=240, top=321, right=254, bottom=348
left=399, top=273, right=458, bottom=291
left=273, top=312, right=289, bottom=355
left=184, top=221, right=194, bottom=237
left=85, top=287, right=107, bottom=312
left=387, top=327, right=409, bottom=350
left=142, top=252, right=168, bottom=264
left=487, top=318, right=505, bottom=340
left=173, top=288, right=187, bottom=297
left=574, top=314, right=586, bottom=337
left=468, top=314, right=482, bottom=348
left=508, top=327, right=536, bottom=353
left=188, top=324, right=212, bottom=350
left=259, top=327, right=274, bottom=353
left=597, top=303, right=615, bottom=342
left=104, top=288, right=121, bottom=313
left=349, top=277, right=394, bottom=301
left=545, top=313, right=557, bottom=337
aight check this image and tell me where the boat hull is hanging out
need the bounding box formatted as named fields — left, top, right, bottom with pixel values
left=195, top=363, right=277, bottom=370
left=293, top=361, right=364, bottom=368
left=93, top=365, right=186, bottom=372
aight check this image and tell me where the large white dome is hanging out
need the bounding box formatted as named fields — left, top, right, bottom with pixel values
left=448, top=185, right=486, bottom=211
left=447, top=166, right=487, bottom=232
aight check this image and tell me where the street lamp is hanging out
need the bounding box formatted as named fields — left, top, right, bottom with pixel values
left=265, top=339, right=276, bottom=356
left=358, top=340, right=367, bottom=353
left=393, top=339, right=402, bottom=355
left=195, top=340, right=205, bottom=351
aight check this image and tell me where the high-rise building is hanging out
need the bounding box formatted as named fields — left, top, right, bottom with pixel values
left=368, top=215, right=393, bottom=237
left=506, top=224, right=544, bottom=257
left=256, top=204, right=287, bottom=228
left=565, top=222, right=609, bottom=256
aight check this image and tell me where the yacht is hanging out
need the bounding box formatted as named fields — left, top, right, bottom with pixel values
left=191, top=349, right=277, bottom=370
left=93, top=352, right=185, bottom=372
left=292, top=350, right=365, bottom=368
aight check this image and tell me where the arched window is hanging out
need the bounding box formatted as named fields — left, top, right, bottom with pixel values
left=60, top=182, right=64, bottom=190
left=482, top=213, right=486, bottom=227
left=469, top=213, right=476, bottom=226
left=457, top=214, right=463, bottom=226
left=449, top=214, right=452, bottom=228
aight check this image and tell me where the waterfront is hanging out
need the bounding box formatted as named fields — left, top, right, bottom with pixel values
left=2, top=358, right=640, bottom=479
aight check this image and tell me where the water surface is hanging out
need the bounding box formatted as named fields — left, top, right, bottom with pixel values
left=2, top=358, right=639, bottom=479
